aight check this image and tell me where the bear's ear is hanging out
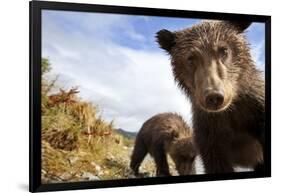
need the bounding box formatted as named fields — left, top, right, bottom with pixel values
left=156, top=29, right=176, bottom=53
left=226, top=21, right=252, bottom=33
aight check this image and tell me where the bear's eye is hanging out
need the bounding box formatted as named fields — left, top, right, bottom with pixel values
left=187, top=55, right=196, bottom=65
left=218, top=46, right=228, bottom=59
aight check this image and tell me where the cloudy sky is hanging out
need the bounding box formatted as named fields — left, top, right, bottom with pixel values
left=42, top=10, right=265, bottom=132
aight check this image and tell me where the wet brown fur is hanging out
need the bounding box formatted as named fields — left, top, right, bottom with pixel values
left=130, top=113, right=196, bottom=176
left=156, top=21, right=265, bottom=173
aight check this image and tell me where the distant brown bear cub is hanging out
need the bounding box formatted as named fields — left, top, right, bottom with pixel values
left=156, top=21, right=265, bottom=173
left=130, top=113, right=196, bottom=177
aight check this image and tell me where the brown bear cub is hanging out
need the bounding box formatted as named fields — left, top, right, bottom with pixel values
left=130, top=113, right=196, bottom=177
left=156, top=21, right=265, bottom=173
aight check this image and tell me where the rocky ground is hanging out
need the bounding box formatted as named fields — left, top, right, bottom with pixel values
left=41, top=130, right=251, bottom=184
left=41, top=132, right=181, bottom=184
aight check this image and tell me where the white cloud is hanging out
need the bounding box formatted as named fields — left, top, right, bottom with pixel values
left=42, top=11, right=192, bottom=132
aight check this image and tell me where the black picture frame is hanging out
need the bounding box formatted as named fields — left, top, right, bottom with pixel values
left=29, top=1, right=271, bottom=192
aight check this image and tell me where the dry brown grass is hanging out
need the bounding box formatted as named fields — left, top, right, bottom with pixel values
left=41, top=86, right=137, bottom=183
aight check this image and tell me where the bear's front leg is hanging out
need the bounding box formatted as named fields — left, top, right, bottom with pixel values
left=200, top=144, right=234, bottom=174
left=194, top=117, right=234, bottom=174
left=152, top=147, right=171, bottom=177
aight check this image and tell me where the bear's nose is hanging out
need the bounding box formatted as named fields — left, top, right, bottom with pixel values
left=204, top=90, right=224, bottom=109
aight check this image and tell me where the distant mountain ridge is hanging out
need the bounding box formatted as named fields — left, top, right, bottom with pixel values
left=116, top=128, right=137, bottom=139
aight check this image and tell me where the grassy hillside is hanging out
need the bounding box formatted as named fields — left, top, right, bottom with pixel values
left=41, top=58, right=177, bottom=183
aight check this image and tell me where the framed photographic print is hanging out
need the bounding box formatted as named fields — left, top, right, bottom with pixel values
left=30, top=0, right=271, bottom=192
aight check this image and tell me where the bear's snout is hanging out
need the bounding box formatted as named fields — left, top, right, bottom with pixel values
left=204, top=89, right=225, bottom=110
